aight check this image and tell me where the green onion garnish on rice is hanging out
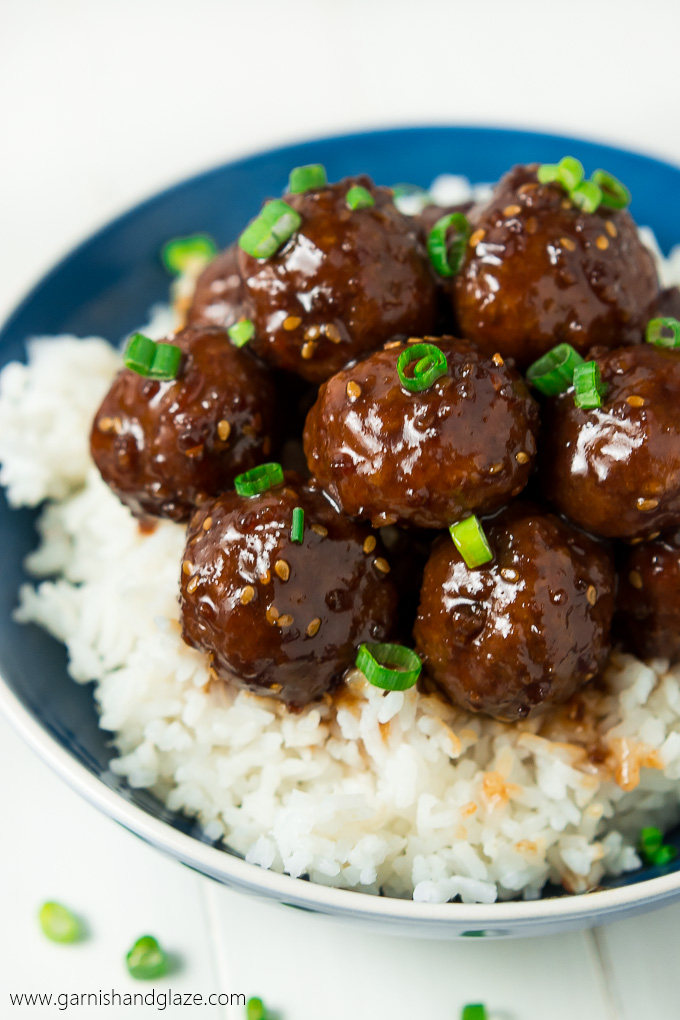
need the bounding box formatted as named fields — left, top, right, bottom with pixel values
left=290, top=506, right=304, bottom=543
left=397, top=343, right=447, bottom=392
left=161, top=234, right=217, bottom=276
left=228, top=319, right=255, bottom=348
left=356, top=642, right=422, bottom=691
left=126, top=935, right=169, bottom=980
left=238, top=200, right=302, bottom=259
left=288, top=164, right=327, bottom=194
left=573, top=361, right=607, bottom=409
left=449, top=516, right=493, bottom=569
left=38, top=901, right=82, bottom=943
left=234, top=463, right=284, bottom=497
left=124, top=333, right=182, bottom=380
left=646, top=316, right=680, bottom=349
left=639, top=826, right=678, bottom=867
left=346, top=185, right=375, bottom=210
left=526, top=343, right=585, bottom=395
left=427, top=212, right=470, bottom=277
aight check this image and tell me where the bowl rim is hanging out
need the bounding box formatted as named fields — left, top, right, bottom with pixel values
left=3, top=122, right=680, bottom=925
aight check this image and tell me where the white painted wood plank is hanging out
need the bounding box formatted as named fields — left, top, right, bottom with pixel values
left=206, top=882, right=615, bottom=1020
left=595, top=903, right=680, bottom=1019
left=0, top=713, right=232, bottom=1018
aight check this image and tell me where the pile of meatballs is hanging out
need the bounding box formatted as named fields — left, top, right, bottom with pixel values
left=90, top=161, right=680, bottom=723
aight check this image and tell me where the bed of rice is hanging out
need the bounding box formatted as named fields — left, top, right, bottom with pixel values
left=3, top=176, right=680, bottom=904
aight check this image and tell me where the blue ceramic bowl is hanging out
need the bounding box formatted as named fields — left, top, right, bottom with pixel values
left=2, top=126, right=680, bottom=939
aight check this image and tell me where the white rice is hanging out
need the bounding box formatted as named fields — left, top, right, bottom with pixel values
left=4, top=176, right=680, bottom=903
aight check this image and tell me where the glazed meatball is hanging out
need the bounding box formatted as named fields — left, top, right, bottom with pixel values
left=185, top=244, right=247, bottom=331
left=91, top=324, right=276, bottom=521
left=180, top=478, right=398, bottom=708
left=452, top=163, right=658, bottom=367
left=617, top=533, right=680, bottom=662
left=413, top=506, right=616, bottom=721
left=303, top=337, right=539, bottom=529
left=541, top=345, right=680, bottom=539
left=189, top=175, right=438, bottom=383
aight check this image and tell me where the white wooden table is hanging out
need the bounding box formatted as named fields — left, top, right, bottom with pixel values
left=3, top=1, right=680, bottom=1016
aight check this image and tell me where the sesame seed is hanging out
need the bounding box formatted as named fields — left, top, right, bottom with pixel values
left=515, top=451, right=530, bottom=464
left=605, top=221, right=617, bottom=238
left=586, top=585, right=597, bottom=606
left=407, top=337, right=422, bottom=344
left=182, top=560, right=194, bottom=575
left=217, top=419, right=231, bottom=441
left=488, top=462, right=504, bottom=475
left=270, top=683, right=283, bottom=693
left=596, top=235, right=609, bottom=251
left=374, top=557, right=391, bottom=574
left=324, top=323, right=342, bottom=343
left=525, top=216, right=538, bottom=234
left=112, top=417, right=123, bottom=434
left=98, top=416, right=114, bottom=432
left=626, top=395, right=645, bottom=408
left=503, top=204, right=521, bottom=217
left=363, top=535, right=377, bottom=554
left=266, top=605, right=280, bottom=624
left=185, top=443, right=204, bottom=458
left=306, top=617, right=321, bottom=637
left=274, top=559, right=290, bottom=582
left=186, top=575, right=199, bottom=594
left=202, top=516, right=213, bottom=531
left=240, top=585, right=255, bottom=604
left=561, top=198, right=571, bottom=209
left=492, top=352, right=504, bottom=366
left=301, top=341, right=317, bottom=359
left=304, top=325, right=321, bottom=341
left=628, top=571, right=643, bottom=590
left=384, top=340, right=402, bottom=349
left=346, top=381, right=362, bottom=401
left=648, top=532, right=661, bottom=540
left=501, top=568, right=519, bottom=582
left=637, top=497, right=659, bottom=512
left=518, top=182, right=538, bottom=195
left=277, top=614, right=294, bottom=627
left=469, top=228, right=486, bottom=246
left=371, top=512, right=398, bottom=527
left=283, top=315, right=302, bottom=331
left=311, top=524, right=328, bottom=537
left=560, top=237, right=576, bottom=251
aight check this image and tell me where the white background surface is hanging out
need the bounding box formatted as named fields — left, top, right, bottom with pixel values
left=2, top=1, right=680, bottom=1016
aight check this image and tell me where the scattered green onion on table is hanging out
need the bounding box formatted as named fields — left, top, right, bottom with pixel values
left=125, top=934, right=169, bottom=980
left=38, top=901, right=82, bottom=943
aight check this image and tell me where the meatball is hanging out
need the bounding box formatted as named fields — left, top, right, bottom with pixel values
left=189, top=175, right=438, bottom=383
left=185, top=244, right=247, bottom=331
left=617, top=532, right=680, bottom=662
left=303, top=337, right=539, bottom=529
left=180, top=478, right=398, bottom=708
left=413, top=506, right=615, bottom=721
left=452, top=163, right=658, bottom=368
left=91, top=324, right=276, bottom=521
left=541, top=344, right=680, bottom=539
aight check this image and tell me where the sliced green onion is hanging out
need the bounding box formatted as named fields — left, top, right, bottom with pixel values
left=38, top=902, right=81, bottom=944
left=650, top=844, right=678, bottom=867
left=356, top=643, right=422, bottom=691
left=537, top=156, right=584, bottom=191
left=288, top=164, right=327, bottom=194
left=462, top=1006, right=487, bottom=1020
left=646, top=316, right=680, bottom=349
left=449, top=516, right=493, bottom=569
left=124, top=333, right=182, bottom=381
left=639, top=827, right=678, bottom=867
left=234, top=462, right=284, bottom=497
left=246, top=998, right=267, bottom=1020
left=161, top=234, right=217, bottom=276
left=291, top=506, right=304, bottom=543
left=238, top=200, right=302, bottom=259
left=346, top=185, right=375, bottom=210
left=228, top=319, right=255, bottom=348
left=570, top=180, right=602, bottom=214
left=573, top=361, right=607, bottom=409
left=126, top=935, right=169, bottom=980
left=397, top=343, right=447, bottom=392
left=592, top=169, right=630, bottom=210
left=526, top=343, right=585, bottom=395
left=427, top=212, right=470, bottom=277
